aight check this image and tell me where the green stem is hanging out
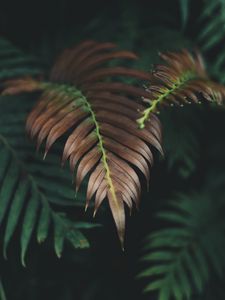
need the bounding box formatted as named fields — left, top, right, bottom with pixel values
left=41, top=83, right=118, bottom=208
left=137, top=71, right=197, bottom=129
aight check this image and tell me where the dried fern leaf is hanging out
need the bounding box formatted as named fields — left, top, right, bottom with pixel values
left=2, top=41, right=163, bottom=248
left=137, top=49, right=225, bottom=128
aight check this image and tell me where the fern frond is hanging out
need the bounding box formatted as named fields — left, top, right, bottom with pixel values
left=138, top=191, right=225, bottom=300
left=198, top=0, right=225, bottom=83
left=0, top=95, right=97, bottom=266
left=0, top=135, right=89, bottom=266
left=1, top=41, right=163, bottom=247
left=137, top=50, right=225, bottom=128
left=0, top=37, right=42, bottom=80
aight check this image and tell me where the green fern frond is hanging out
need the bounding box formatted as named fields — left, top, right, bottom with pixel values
left=0, top=132, right=89, bottom=266
left=0, top=37, right=42, bottom=80
left=138, top=191, right=225, bottom=300
left=199, top=0, right=225, bottom=83
left=0, top=95, right=97, bottom=266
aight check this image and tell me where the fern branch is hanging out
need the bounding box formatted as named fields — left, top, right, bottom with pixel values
left=137, top=50, right=225, bottom=128
left=138, top=191, right=225, bottom=300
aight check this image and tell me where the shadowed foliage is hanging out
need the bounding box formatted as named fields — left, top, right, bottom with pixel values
left=199, top=0, right=225, bottom=84
left=138, top=190, right=225, bottom=300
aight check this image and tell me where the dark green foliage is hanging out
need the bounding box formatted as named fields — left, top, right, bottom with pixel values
left=138, top=189, right=225, bottom=300
left=161, top=106, right=203, bottom=178
left=0, top=38, right=42, bottom=80
left=199, top=0, right=225, bottom=83
left=179, top=0, right=190, bottom=29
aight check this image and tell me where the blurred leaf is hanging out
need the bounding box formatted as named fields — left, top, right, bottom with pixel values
left=199, top=0, right=225, bottom=83
left=179, top=0, right=189, bottom=29
left=139, top=189, right=225, bottom=300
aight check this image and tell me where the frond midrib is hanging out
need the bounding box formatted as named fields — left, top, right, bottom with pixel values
left=137, top=70, right=199, bottom=128
left=41, top=82, right=120, bottom=212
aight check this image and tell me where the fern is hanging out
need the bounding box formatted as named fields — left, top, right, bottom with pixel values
left=199, top=0, right=225, bottom=83
left=137, top=49, right=225, bottom=128
left=1, top=41, right=163, bottom=247
left=138, top=190, right=225, bottom=300
left=0, top=94, right=98, bottom=266
left=0, top=37, right=42, bottom=80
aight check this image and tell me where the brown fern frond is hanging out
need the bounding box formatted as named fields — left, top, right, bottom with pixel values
left=137, top=49, right=225, bottom=128
left=2, top=41, right=163, bottom=248
left=1, top=77, right=42, bottom=95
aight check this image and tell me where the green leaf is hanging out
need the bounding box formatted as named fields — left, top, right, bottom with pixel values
left=66, top=229, right=89, bottom=249
left=37, top=201, right=51, bottom=244
left=143, top=279, right=164, bottom=292
left=0, top=151, right=14, bottom=226
left=199, top=0, right=225, bottom=83
left=141, top=251, right=173, bottom=262
left=3, top=179, right=29, bottom=258
left=20, top=189, right=39, bottom=266
left=179, top=0, right=189, bottom=29
left=184, top=252, right=203, bottom=293
left=53, top=214, right=66, bottom=258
